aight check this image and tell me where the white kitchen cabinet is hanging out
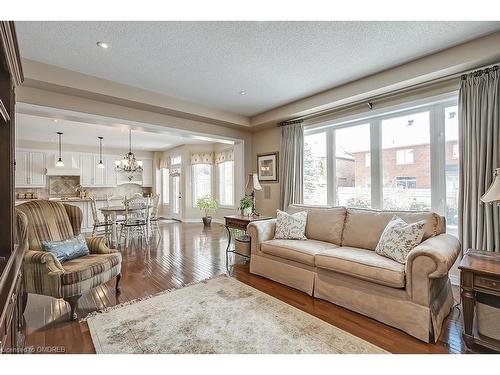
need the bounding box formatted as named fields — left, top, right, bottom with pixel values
left=15, top=151, right=29, bottom=187
left=80, top=154, right=118, bottom=187
left=30, top=152, right=46, bottom=186
left=105, top=156, right=118, bottom=186
left=15, top=151, right=46, bottom=187
left=79, top=154, right=94, bottom=186
left=141, top=159, right=153, bottom=187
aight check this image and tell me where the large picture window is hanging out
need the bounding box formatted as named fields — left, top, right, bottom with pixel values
left=218, top=161, right=234, bottom=206
left=303, top=94, right=458, bottom=236
left=192, top=164, right=212, bottom=205
left=161, top=168, right=169, bottom=204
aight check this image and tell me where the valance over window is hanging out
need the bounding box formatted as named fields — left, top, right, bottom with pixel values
left=191, top=152, right=214, bottom=165
left=159, top=159, right=169, bottom=169
left=215, top=149, right=234, bottom=164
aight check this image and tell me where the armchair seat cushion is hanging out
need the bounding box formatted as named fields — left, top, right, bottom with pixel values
left=261, top=239, right=338, bottom=266
left=61, top=253, right=121, bottom=285
left=315, top=246, right=406, bottom=288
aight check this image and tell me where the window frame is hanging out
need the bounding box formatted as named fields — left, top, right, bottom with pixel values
left=303, top=93, right=458, bottom=216
left=216, top=160, right=235, bottom=208
left=161, top=167, right=170, bottom=205
left=191, top=163, right=213, bottom=208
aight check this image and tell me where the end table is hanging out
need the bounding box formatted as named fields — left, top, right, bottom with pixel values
left=459, top=249, right=500, bottom=353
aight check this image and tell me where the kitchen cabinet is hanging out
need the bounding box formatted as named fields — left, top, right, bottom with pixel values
left=15, top=150, right=46, bottom=187
left=79, top=154, right=94, bottom=186
left=80, top=155, right=118, bottom=187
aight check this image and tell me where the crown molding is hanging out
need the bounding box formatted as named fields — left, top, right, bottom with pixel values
left=0, top=21, right=24, bottom=87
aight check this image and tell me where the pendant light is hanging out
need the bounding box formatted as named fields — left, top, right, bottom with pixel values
left=97, top=136, right=105, bottom=169
left=56, top=132, right=64, bottom=167
left=115, top=129, right=143, bottom=173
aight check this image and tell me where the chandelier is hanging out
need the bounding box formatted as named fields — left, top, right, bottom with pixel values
left=115, top=129, right=143, bottom=173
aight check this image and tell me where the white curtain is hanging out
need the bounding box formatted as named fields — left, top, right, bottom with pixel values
left=280, top=121, right=304, bottom=210
left=459, top=66, right=500, bottom=253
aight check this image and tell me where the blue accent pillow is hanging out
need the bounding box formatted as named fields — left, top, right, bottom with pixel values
left=41, top=234, right=90, bottom=263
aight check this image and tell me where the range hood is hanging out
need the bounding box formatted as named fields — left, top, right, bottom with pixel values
left=46, top=155, right=80, bottom=176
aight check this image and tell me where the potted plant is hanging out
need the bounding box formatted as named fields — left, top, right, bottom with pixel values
left=239, top=195, right=254, bottom=216
left=196, top=195, right=219, bottom=226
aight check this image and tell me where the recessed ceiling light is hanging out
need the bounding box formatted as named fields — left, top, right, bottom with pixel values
left=239, top=90, right=246, bottom=95
left=96, top=41, right=110, bottom=49
left=53, top=119, right=58, bottom=123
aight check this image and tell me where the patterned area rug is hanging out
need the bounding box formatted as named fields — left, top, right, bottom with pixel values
left=86, top=276, right=388, bottom=354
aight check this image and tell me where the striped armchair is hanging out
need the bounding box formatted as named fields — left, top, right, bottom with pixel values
left=16, top=200, right=122, bottom=320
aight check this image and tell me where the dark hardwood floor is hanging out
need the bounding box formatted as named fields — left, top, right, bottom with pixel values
left=23, top=221, right=466, bottom=354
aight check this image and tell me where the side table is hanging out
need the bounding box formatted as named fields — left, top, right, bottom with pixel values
left=459, top=249, right=500, bottom=353
left=224, top=215, right=272, bottom=267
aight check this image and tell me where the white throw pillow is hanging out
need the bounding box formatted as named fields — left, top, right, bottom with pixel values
left=375, top=215, right=426, bottom=264
left=274, top=209, right=308, bottom=240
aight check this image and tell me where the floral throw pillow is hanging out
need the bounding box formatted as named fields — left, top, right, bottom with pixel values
left=375, top=215, right=426, bottom=264
left=274, top=209, right=308, bottom=240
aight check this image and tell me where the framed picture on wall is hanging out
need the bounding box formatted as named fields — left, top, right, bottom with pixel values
left=257, top=152, right=279, bottom=182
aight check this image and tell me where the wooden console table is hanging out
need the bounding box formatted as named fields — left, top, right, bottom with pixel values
left=459, top=249, right=500, bottom=353
left=224, top=215, right=272, bottom=267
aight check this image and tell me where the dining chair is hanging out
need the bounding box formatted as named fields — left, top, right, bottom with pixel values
left=118, top=197, right=149, bottom=247
left=148, top=194, right=161, bottom=238
left=89, top=197, right=112, bottom=244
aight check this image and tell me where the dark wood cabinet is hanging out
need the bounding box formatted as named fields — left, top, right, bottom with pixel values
left=0, top=21, right=24, bottom=354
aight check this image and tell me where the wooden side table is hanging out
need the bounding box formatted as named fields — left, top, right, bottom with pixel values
left=224, top=215, right=272, bottom=267
left=459, top=249, right=500, bottom=353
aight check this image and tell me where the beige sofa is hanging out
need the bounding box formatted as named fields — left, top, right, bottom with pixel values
left=247, top=205, right=461, bottom=343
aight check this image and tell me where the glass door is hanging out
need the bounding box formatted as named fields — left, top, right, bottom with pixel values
left=171, top=173, right=182, bottom=220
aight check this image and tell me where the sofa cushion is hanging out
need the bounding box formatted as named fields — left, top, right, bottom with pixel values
left=341, top=208, right=444, bottom=250
left=315, top=246, right=406, bottom=288
left=61, top=253, right=121, bottom=285
left=261, top=239, right=338, bottom=266
left=287, top=205, right=346, bottom=245
left=274, top=209, right=308, bottom=240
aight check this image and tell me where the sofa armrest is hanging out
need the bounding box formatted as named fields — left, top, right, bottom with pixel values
left=405, top=233, right=461, bottom=304
left=86, top=236, right=118, bottom=255
left=247, top=219, right=276, bottom=255
left=406, top=233, right=461, bottom=279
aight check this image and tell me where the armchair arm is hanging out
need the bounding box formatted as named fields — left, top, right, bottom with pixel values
left=23, top=250, right=65, bottom=297
left=405, top=233, right=461, bottom=304
left=247, top=219, right=276, bottom=255
left=86, top=236, right=118, bottom=254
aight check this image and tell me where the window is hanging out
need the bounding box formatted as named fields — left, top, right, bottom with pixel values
left=171, top=155, right=181, bottom=165
left=218, top=161, right=234, bottom=206
left=396, top=149, right=414, bottom=165
left=382, top=111, right=430, bottom=210
left=303, top=132, right=327, bottom=205
left=445, top=105, right=459, bottom=237
left=336, top=123, right=371, bottom=208
left=161, top=168, right=169, bottom=204
left=396, top=176, right=417, bottom=189
left=192, top=164, right=212, bottom=205
left=303, top=95, right=458, bottom=222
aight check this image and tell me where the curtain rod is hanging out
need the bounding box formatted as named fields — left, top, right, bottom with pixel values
left=278, top=62, right=500, bottom=126
left=461, top=64, right=498, bottom=79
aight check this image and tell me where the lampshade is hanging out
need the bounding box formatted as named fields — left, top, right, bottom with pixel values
left=246, top=173, right=262, bottom=191
left=481, top=168, right=500, bottom=203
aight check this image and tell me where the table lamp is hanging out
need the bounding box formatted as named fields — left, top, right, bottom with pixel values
left=246, top=173, right=262, bottom=216
left=481, top=168, right=500, bottom=204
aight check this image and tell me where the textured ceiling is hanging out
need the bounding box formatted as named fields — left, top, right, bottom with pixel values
left=16, top=21, right=500, bottom=116
left=16, top=113, right=209, bottom=151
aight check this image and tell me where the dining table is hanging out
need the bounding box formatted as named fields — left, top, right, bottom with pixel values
left=100, top=205, right=151, bottom=246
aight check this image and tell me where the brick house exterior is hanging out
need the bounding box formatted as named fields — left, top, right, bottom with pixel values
left=347, top=140, right=458, bottom=189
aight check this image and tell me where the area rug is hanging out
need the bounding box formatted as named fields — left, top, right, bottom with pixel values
left=86, top=276, right=388, bottom=354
